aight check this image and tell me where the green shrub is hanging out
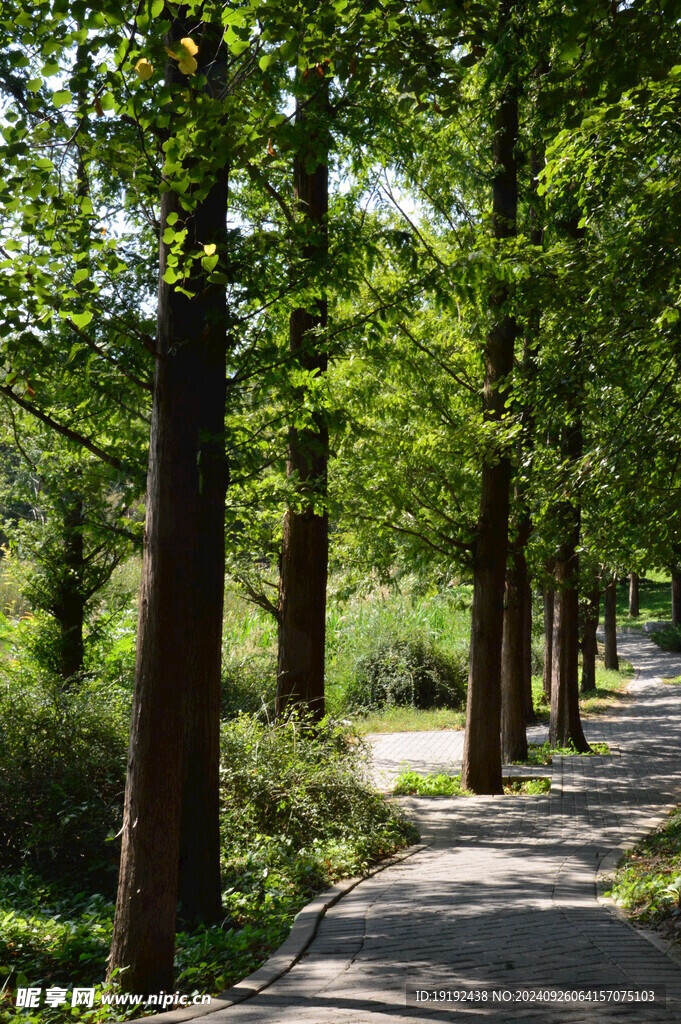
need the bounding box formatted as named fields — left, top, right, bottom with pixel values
left=339, top=627, right=467, bottom=712
left=0, top=674, right=128, bottom=893
left=219, top=715, right=415, bottom=867
left=650, top=625, right=681, bottom=652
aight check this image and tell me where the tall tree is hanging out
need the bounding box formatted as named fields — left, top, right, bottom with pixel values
left=276, top=76, right=330, bottom=721
left=461, top=0, right=518, bottom=794
left=109, top=19, right=228, bottom=987
left=603, top=575, right=619, bottom=670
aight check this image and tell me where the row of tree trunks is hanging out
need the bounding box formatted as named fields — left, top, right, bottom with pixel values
left=461, top=0, right=518, bottom=794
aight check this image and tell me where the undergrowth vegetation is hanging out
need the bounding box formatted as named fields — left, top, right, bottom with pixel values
left=0, top=560, right=641, bottom=1019
left=392, top=770, right=551, bottom=797
left=0, top=709, right=416, bottom=1022
left=610, top=808, right=681, bottom=939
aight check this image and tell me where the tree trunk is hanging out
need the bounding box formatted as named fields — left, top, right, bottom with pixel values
left=501, top=568, right=527, bottom=762
left=543, top=582, right=554, bottom=700
left=462, top=4, right=517, bottom=794
left=276, top=86, right=329, bottom=722
left=580, top=582, right=599, bottom=692
left=603, top=577, right=619, bottom=670
left=550, top=552, right=589, bottom=750
left=109, top=22, right=227, bottom=989
left=548, top=245, right=589, bottom=753
left=522, top=577, right=536, bottom=724
left=58, top=493, right=85, bottom=682
left=628, top=572, right=639, bottom=617
left=672, top=569, right=681, bottom=627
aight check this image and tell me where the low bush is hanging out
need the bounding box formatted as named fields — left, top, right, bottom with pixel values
left=338, top=626, right=467, bottom=712
left=0, top=673, right=128, bottom=894
left=220, top=715, right=415, bottom=868
left=650, top=625, right=681, bottom=652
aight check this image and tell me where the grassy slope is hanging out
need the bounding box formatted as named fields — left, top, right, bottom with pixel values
left=611, top=571, right=672, bottom=630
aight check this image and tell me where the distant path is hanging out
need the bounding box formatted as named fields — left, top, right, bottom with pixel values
left=208, top=633, right=681, bottom=1023
left=367, top=722, right=548, bottom=789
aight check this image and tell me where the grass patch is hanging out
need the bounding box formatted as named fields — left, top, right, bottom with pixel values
left=392, top=770, right=550, bottom=797
left=516, top=740, right=611, bottom=765
left=611, top=572, right=671, bottom=630
left=663, top=676, right=681, bottom=685
left=393, top=769, right=466, bottom=796
left=354, top=706, right=466, bottom=735
left=579, top=661, right=634, bottom=715
left=609, top=808, right=681, bottom=941
left=503, top=777, right=551, bottom=795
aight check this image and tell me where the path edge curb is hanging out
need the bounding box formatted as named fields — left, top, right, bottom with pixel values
left=125, top=840, right=432, bottom=1023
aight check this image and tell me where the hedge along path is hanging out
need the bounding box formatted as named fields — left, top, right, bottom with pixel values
left=188, top=633, right=681, bottom=1023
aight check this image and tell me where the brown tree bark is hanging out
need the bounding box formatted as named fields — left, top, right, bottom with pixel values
left=501, top=567, right=527, bottom=762
left=543, top=580, right=554, bottom=700
left=462, top=2, right=517, bottom=794
left=276, top=84, right=329, bottom=722
left=550, top=551, right=589, bottom=751
left=548, top=234, right=589, bottom=752
left=109, top=22, right=227, bottom=989
left=580, top=582, right=599, bottom=692
left=522, top=577, right=536, bottom=724
left=603, top=577, right=619, bottom=670
left=628, top=572, right=639, bottom=617
left=672, top=569, right=681, bottom=627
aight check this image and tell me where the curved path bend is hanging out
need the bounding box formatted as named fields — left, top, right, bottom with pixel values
left=210, top=633, right=681, bottom=1022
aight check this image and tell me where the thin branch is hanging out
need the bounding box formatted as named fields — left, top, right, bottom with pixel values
left=246, top=162, right=295, bottom=226
left=0, top=386, right=129, bottom=474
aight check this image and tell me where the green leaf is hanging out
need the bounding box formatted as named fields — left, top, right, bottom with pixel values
left=258, top=53, right=275, bottom=72
left=52, top=90, right=72, bottom=108
left=71, top=311, right=93, bottom=329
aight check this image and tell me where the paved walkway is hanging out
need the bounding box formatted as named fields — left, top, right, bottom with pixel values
left=212, top=633, right=681, bottom=1022
left=368, top=723, right=550, bottom=789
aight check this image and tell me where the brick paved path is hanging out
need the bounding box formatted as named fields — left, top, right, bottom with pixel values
left=211, top=633, right=681, bottom=1023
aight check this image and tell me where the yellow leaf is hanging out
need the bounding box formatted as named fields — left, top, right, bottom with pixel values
left=134, top=58, right=154, bottom=81
left=178, top=55, right=198, bottom=76
left=180, top=37, right=199, bottom=57
left=203, top=244, right=217, bottom=256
